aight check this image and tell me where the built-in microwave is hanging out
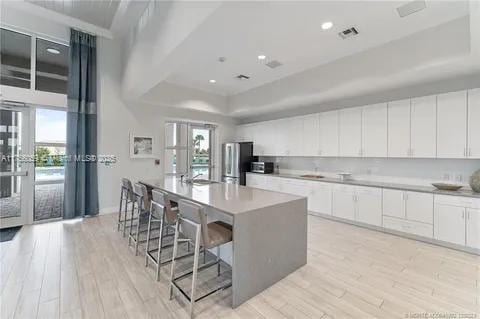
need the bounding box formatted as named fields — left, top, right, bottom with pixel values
left=251, top=162, right=274, bottom=174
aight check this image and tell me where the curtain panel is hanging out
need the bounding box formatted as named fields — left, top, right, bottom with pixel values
left=64, top=29, right=98, bottom=219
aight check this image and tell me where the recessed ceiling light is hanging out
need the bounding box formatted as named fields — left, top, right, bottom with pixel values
left=209, top=79, right=216, bottom=83
left=321, top=21, right=333, bottom=30
left=257, top=55, right=266, bottom=60
left=46, top=48, right=60, bottom=54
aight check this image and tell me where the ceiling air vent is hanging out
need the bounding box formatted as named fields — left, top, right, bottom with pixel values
left=265, top=60, right=283, bottom=69
left=338, top=27, right=359, bottom=39
left=397, top=0, right=426, bottom=18
left=236, top=74, right=250, bottom=80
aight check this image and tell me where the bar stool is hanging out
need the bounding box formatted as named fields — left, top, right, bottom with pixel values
left=169, top=199, right=232, bottom=318
left=128, top=183, right=151, bottom=256
left=145, top=189, right=181, bottom=281
left=118, top=178, right=134, bottom=236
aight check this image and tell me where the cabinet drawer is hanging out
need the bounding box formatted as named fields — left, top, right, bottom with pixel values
left=434, top=194, right=480, bottom=209
left=383, top=216, right=433, bottom=238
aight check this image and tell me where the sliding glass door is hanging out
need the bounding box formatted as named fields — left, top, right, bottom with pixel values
left=0, top=104, right=34, bottom=228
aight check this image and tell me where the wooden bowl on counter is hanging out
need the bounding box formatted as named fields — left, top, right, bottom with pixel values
left=431, top=183, right=463, bottom=191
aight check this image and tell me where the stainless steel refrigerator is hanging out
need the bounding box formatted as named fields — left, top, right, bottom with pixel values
left=221, top=142, right=253, bottom=185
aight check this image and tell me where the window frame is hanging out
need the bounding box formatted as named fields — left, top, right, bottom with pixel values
left=0, top=25, right=69, bottom=93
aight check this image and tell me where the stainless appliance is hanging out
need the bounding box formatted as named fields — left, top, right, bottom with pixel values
left=251, top=162, right=274, bottom=174
left=222, top=142, right=253, bottom=185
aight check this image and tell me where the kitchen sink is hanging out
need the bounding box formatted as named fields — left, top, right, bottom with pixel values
left=300, top=174, right=324, bottom=179
left=192, top=179, right=218, bottom=185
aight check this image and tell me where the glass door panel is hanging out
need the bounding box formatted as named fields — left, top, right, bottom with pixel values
left=190, top=126, right=214, bottom=180
left=0, top=105, right=33, bottom=228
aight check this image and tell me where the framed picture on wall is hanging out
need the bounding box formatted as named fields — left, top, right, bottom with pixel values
left=130, top=134, right=154, bottom=158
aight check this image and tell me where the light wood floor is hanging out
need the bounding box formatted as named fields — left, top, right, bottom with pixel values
left=1, top=213, right=479, bottom=319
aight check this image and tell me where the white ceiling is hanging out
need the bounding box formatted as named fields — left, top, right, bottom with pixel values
left=163, top=1, right=470, bottom=97
left=26, top=0, right=121, bottom=29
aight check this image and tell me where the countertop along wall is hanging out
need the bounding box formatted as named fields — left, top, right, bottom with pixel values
left=259, top=156, right=480, bottom=187
left=97, top=37, right=236, bottom=213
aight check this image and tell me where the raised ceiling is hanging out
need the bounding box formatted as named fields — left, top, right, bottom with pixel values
left=162, top=1, right=470, bottom=96
left=26, top=0, right=121, bottom=29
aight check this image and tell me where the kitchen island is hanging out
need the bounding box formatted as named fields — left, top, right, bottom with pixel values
left=140, top=177, right=307, bottom=308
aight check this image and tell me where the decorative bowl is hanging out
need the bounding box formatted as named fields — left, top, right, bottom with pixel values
left=470, top=169, right=480, bottom=193
left=431, top=183, right=463, bottom=191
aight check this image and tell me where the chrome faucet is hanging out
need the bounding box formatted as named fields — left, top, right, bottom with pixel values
left=182, top=173, right=202, bottom=184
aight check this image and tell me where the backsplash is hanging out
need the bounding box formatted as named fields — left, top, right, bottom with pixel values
left=259, top=156, right=480, bottom=187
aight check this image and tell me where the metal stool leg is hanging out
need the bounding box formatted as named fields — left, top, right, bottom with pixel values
left=189, top=228, right=201, bottom=318
left=134, top=210, right=142, bottom=256
left=145, top=208, right=153, bottom=267
left=217, top=246, right=221, bottom=276
left=128, top=201, right=135, bottom=246
left=122, top=198, right=130, bottom=237
left=169, top=220, right=181, bottom=300
left=118, top=188, right=124, bottom=231
left=156, top=218, right=165, bottom=281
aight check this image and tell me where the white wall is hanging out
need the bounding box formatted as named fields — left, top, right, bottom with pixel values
left=97, top=37, right=236, bottom=213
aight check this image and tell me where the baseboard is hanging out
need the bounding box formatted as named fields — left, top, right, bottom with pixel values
left=99, top=206, right=118, bottom=215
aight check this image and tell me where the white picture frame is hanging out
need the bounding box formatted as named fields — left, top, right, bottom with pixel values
left=130, top=134, right=154, bottom=158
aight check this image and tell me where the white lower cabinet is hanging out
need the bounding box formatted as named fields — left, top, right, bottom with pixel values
left=466, top=208, right=480, bottom=249
left=383, top=216, right=433, bottom=238
left=434, top=203, right=466, bottom=246
left=434, top=195, right=480, bottom=249
left=332, top=185, right=382, bottom=224
left=356, top=187, right=382, bottom=226
left=332, top=185, right=356, bottom=221
left=308, top=182, right=332, bottom=215
left=382, top=189, right=433, bottom=230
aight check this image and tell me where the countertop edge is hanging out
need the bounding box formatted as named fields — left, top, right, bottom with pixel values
left=246, top=172, right=480, bottom=199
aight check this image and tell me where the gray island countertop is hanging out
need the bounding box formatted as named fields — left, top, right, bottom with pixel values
left=140, top=177, right=304, bottom=215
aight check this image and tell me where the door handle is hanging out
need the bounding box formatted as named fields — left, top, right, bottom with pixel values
left=0, top=171, right=28, bottom=177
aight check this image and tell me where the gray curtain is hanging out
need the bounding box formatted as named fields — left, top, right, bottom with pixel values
left=64, top=29, right=98, bottom=219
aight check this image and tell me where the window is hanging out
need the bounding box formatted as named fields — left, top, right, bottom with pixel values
left=0, top=28, right=31, bottom=88
left=164, top=122, right=216, bottom=179
left=35, top=38, right=68, bottom=94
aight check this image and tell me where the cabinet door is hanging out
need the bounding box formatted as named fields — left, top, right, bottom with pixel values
left=284, top=117, right=303, bottom=156
left=468, top=88, right=480, bottom=159
left=434, top=204, right=466, bottom=246
left=261, top=121, right=275, bottom=156
left=388, top=99, right=411, bottom=157
left=339, top=107, right=362, bottom=157
left=362, top=103, right=387, bottom=157
left=437, top=91, right=467, bottom=158
left=246, top=174, right=262, bottom=189
left=466, top=208, right=480, bottom=249
left=302, top=115, right=320, bottom=156
left=406, top=192, right=433, bottom=224
left=411, top=95, right=437, bottom=158
left=382, top=189, right=405, bottom=219
left=309, top=182, right=332, bottom=214
left=332, top=185, right=356, bottom=220
left=318, top=111, right=339, bottom=156
left=252, top=124, right=265, bottom=156
left=356, top=187, right=382, bottom=226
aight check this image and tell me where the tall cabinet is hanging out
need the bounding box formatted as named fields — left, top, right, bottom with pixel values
left=468, top=88, right=480, bottom=158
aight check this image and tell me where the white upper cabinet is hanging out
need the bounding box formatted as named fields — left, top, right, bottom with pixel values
left=468, top=88, right=480, bottom=159
left=388, top=99, right=411, bottom=158
left=437, top=91, right=467, bottom=158
left=411, top=95, right=437, bottom=158
left=339, top=107, right=362, bottom=157
left=318, top=111, right=339, bottom=157
left=302, top=114, right=320, bottom=157
left=362, top=103, right=387, bottom=157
